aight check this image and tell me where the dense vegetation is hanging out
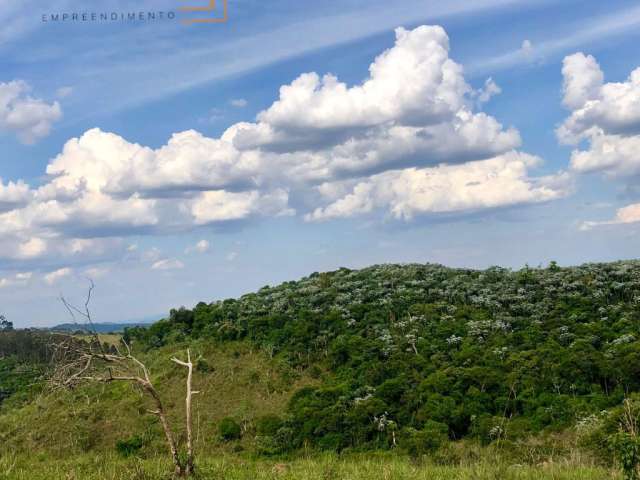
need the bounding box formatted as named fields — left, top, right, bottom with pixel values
left=125, top=261, right=640, bottom=455
left=4, top=260, right=640, bottom=478
left=0, top=323, right=53, bottom=407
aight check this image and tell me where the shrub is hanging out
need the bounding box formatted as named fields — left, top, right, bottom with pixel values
left=255, top=414, right=283, bottom=436
left=115, top=435, right=144, bottom=457
left=610, top=433, right=640, bottom=480
left=401, top=420, right=449, bottom=457
left=196, top=358, right=212, bottom=373
left=256, top=425, right=294, bottom=456
left=218, top=417, right=242, bottom=441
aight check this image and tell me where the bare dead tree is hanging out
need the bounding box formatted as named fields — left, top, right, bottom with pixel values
left=51, top=283, right=199, bottom=477
left=171, top=350, right=199, bottom=475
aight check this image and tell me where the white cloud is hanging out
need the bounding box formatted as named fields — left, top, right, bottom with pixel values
left=233, top=27, right=475, bottom=151
left=0, top=178, right=31, bottom=212
left=306, top=152, right=570, bottom=221
left=230, top=98, right=247, bottom=108
left=560, top=53, right=603, bottom=112
left=0, top=271, right=32, bottom=289
left=225, top=26, right=520, bottom=184
left=226, top=251, right=238, bottom=262
left=581, top=203, right=640, bottom=230
left=185, top=239, right=210, bottom=254
left=475, top=77, right=502, bottom=104
left=0, top=234, right=124, bottom=267
left=44, top=267, right=72, bottom=285
left=559, top=56, right=640, bottom=230
left=190, top=189, right=293, bottom=225
left=559, top=52, right=640, bottom=178
left=21, top=0, right=524, bottom=118
left=0, top=25, right=565, bottom=268
left=151, top=258, right=184, bottom=271
left=46, top=128, right=267, bottom=199
left=569, top=133, right=640, bottom=176
left=0, top=80, right=62, bottom=144
left=16, top=237, right=47, bottom=259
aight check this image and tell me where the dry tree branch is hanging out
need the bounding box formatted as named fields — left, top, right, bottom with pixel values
left=50, top=283, right=191, bottom=477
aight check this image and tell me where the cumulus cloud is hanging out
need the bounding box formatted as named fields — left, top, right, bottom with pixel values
left=581, top=203, right=640, bottom=230
left=0, top=80, right=62, bottom=144
left=16, top=237, right=47, bottom=259
left=190, top=189, right=293, bottom=224
left=0, top=232, right=126, bottom=270
left=228, top=26, right=519, bottom=166
left=0, top=178, right=31, bottom=213
left=569, top=133, right=640, bottom=176
left=559, top=53, right=640, bottom=179
left=560, top=53, right=604, bottom=112
left=306, top=152, right=570, bottom=221
left=44, top=267, right=72, bottom=285
left=0, top=271, right=32, bottom=289
left=559, top=52, right=640, bottom=142
left=0, top=25, right=566, bottom=268
left=46, top=128, right=275, bottom=199
left=475, top=77, right=502, bottom=104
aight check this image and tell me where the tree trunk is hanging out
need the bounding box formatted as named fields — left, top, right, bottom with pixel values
left=172, top=349, right=199, bottom=476
left=142, top=380, right=184, bottom=476
left=185, top=351, right=195, bottom=475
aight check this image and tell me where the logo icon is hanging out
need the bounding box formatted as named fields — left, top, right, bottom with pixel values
left=179, top=0, right=228, bottom=24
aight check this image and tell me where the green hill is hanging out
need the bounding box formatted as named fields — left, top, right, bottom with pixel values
left=3, top=260, right=640, bottom=478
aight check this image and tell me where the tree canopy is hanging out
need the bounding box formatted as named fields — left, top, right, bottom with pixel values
left=120, top=260, right=640, bottom=450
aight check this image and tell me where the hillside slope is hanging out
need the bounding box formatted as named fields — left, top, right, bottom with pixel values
left=0, top=340, right=314, bottom=455
left=3, top=261, right=640, bottom=477
left=121, top=261, right=640, bottom=452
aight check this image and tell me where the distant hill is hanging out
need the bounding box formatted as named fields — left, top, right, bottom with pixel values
left=49, top=319, right=157, bottom=333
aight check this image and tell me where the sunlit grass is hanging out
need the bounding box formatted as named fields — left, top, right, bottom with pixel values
left=0, top=452, right=619, bottom=480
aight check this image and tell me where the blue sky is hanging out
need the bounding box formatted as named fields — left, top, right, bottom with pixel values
left=1, top=0, right=640, bottom=327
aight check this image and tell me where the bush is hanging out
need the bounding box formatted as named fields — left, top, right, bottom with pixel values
left=256, top=425, right=294, bottom=456
left=218, top=417, right=242, bottom=441
left=401, top=420, right=449, bottom=457
left=115, top=435, right=144, bottom=457
left=255, top=414, right=283, bottom=436
left=610, top=433, right=640, bottom=480
left=196, top=358, right=212, bottom=373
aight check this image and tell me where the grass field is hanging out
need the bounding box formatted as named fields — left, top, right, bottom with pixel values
left=0, top=452, right=620, bottom=480
left=0, top=340, right=316, bottom=456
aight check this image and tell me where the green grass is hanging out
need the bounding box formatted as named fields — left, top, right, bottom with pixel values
left=0, top=340, right=315, bottom=456
left=0, top=452, right=619, bottom=480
